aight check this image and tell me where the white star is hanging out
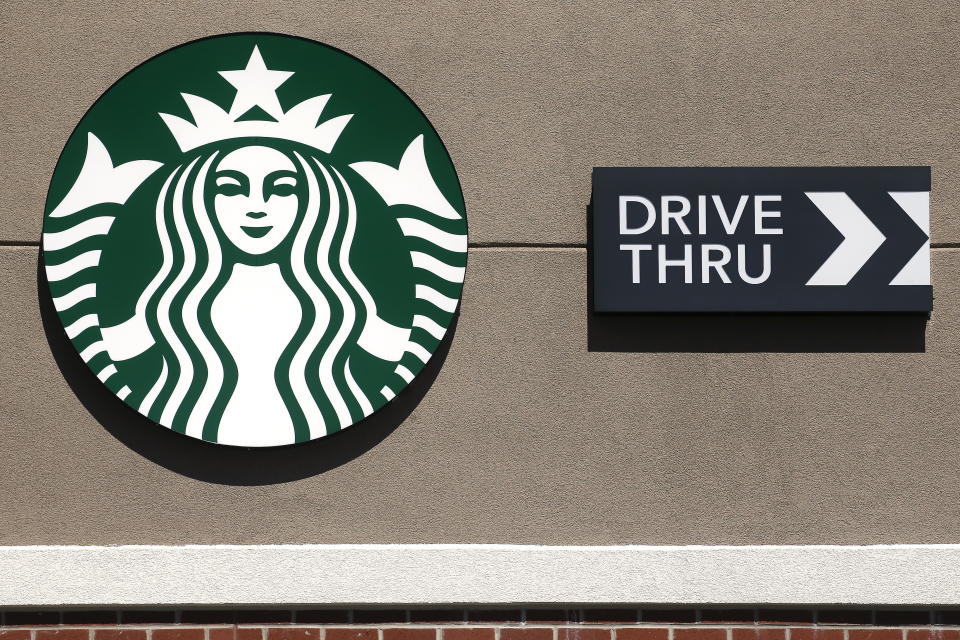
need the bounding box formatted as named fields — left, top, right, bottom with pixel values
left=219, top=46, right=293, bottom=121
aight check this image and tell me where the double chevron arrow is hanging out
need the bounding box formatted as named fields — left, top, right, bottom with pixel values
left=805, top=191, right=930, bottom=287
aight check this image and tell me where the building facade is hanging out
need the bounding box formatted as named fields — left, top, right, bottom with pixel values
left=1, top=1, right=959, bottom=638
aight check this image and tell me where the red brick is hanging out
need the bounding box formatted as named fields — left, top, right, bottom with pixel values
left=443, top=629, right=495, bottom=640
left=500, top=629, right=554, bottom=640
left=238, top=630, right=266, bottom=640
left=95, top=630, right=147, bottom=640
left=848, top=631, right=903, bottom=640
left=673, top=629, right=727, bottom=640
left=733, top=629, right=786, bottom=640
left=790, top=630, right=845, bottom=640
left=557, top=628, right=611, bottom=640
left=266, top=629, right=321, bottom=640
left=908, top=631, right=960, bottom=640
left=211, top=629, right=263, bottom=640
left=383, top=630, right=436, bottom=640
left=36, top=631, right=90, bottom=640
left=153, top=629, right=206, bottom=640
left=326, top=630, right=378, bottom=640
left=617, top=629, right=670, bottom=640
left=0, top=631, right=32, bottom=640
left=209, top=629, right=238, bottom=640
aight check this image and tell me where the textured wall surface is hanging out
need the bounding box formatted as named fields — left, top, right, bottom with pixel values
left=1, top=1, right=959, bottom=245
left=1, top=1, right=959, bottom=545
left=2, top=246, right=959, bottom=544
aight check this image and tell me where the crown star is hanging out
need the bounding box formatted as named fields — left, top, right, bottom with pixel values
left=159, top=46, right=353, bottom=154
left=219, top=46, right=292, bottom=120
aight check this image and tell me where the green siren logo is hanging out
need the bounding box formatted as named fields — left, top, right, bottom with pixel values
left=42, top=34, right=467, bottom=447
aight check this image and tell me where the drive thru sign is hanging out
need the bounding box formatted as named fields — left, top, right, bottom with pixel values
left=591, top=167, right=931, bottom=313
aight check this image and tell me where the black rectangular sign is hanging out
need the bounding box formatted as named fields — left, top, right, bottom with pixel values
left=591, top=167, right=932, bottom=312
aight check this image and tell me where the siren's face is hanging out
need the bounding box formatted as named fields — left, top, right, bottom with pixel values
left=212, top=145, right=299, bottom=255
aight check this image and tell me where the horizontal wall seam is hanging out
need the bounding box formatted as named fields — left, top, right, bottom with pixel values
left=470, top=242, right=585, bottom=249
left=3, top=242, right=960, bottom=249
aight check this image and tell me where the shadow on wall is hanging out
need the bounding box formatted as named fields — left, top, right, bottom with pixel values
left=37, top=252, right=457, bottom=486
left=584, top=207, right=928, bottom=353
left=587, top=312, right=927, bottom=353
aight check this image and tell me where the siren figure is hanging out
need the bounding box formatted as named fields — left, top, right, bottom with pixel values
left=130, top=141, right=375, bottom=446
left=108, top=47, right=391, bottom=445
left=42, top=42, right=468, bottom=447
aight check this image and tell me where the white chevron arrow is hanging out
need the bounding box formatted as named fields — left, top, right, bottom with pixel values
left=805, top=192, right=886, bottom=286
left=888, top=191, right=930, bottom=286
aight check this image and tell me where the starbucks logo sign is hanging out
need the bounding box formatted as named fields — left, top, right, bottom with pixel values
left=42, top=33, right=467, bottom=447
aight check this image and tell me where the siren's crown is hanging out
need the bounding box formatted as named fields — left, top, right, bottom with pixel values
left=159, top=46, right=353, bottom=153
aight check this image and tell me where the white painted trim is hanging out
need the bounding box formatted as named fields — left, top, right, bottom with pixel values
left=2, top=544, right=960, bottom=607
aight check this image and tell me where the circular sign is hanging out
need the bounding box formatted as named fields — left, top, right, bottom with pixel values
left=42, top=33, right=467, bottom=447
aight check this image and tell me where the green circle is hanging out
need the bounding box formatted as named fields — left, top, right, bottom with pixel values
left=42, top=33, right=467, bottom=447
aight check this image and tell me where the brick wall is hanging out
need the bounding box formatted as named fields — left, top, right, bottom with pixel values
left=1, top=610, right=960, bottom=640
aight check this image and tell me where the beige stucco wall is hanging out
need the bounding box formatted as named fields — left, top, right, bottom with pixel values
left=1, top=1, right=958, bottom=545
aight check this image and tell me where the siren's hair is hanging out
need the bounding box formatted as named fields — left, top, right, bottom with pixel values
left=136, top=145, right=373, bottom=442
